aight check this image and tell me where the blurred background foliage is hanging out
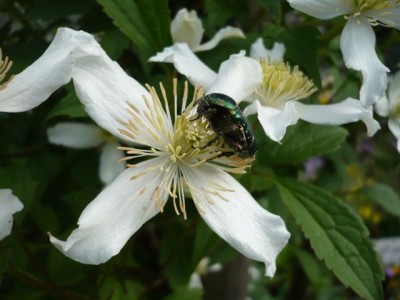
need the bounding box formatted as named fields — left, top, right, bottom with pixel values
left=0, top=0, right=399, bottom=299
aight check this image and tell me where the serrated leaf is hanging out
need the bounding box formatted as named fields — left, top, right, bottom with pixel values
left=97, top=0, right=171, bottom=60
left=258, top=122, right=347, bottom=165
left=277, top=178, right=383, bottom=300
left=361, top=183, right=400, bottom=218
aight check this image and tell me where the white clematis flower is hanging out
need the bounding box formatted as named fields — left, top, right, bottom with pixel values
left=287, top=0, right=400, bottom=108
left=3, top=27, right=288, bottom=276
left=150, top=39, right=380, bottom=142
left=47, top=123, right=125, bottom=185
left=375, top=71, right=400, bottom=151
left=245, top=38, right=379, bottom=141
left=49, top=78, right=290, bottom=277
left=171, top=8, right=245, bottom=52
left=150, top=43, right=263, bottom=102
left=0, top=189, right=23, bottom=241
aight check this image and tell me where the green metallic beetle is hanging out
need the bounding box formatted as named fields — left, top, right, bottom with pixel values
left=192, top=93, right=257, bottom=157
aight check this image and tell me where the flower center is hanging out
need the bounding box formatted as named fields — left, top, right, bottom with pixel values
left=348, top=0, right=399, bottom=13
left=0, top=49, right=13, bottom=90
left=346, top=0, right=400, bottom=25
left=255, top=59, right=316, bottom=108
left=169, top=98, right=222, bottom=166
left=118, top=80, right=252, bottom=219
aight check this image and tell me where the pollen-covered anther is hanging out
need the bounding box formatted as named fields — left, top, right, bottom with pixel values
left=0, top=48, right=13, bottom=90
left=256, top=59, right=317, bottom=107
left=185, top=118, right=216, bottom=149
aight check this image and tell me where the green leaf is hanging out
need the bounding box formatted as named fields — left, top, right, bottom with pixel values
left=361, top=183, right=400, bottom=218
left=193, top=222, right=220, bottom=265
left=277, top=178, right=383, bottom=300
left=99, top=277, right=144, bottom=300
left=239, top=165, right=274, bottom=193
left=160, top=225, right=196, bottom=288
left=0, top=161, right=38, bottom=208
left=278, top=26, right=322, bottom=88
left=204, top=0, right=247, bottom=32
left=295, top=249, right=329, bottom=288
left=134, top=0, right=171, bottom=49
left=100, top=29, right=130, bottom=60
left=46, top=90, right=87, bottom=121
left=255, top=0, right=281, bottom=22
left=258, top=122, right=347, bottom=165
left=97, top=0, right=171, bottom=60
left=164, top=286, right=203, bottom=300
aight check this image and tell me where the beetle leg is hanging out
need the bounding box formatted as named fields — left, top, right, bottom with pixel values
left=206, top=135, right=222, bottom=147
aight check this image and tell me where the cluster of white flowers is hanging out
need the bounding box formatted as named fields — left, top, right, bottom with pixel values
left=0, top=3, right=398, bottom=279
left=287, top=0, right=400, bottom=149
left=0, top=26, right=289, bottom=277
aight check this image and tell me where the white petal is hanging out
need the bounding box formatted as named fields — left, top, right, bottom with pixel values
left=0, top=28, right=92, bottom=112
left=374, top=236, right=400, bottom=267
left=71, top=35, right=150, bottom=144
left=207, top=52, right=262, bottom=103
left=250, top=38, right=285, bottom=61
left=49, top=158, right=167, bottom=264
left=0, top=189, right=23, bottom=240
left=188, top=273, right=203, bottom=289
left=293, top=98, right=381, bottom=136
left=287, top=0, right=350, bottom=19
left=171, top=8, right=204, bottom=50
left=340, top=18, right=389, bottom=107
left=183, top=165, right=290, bottom=277
left=47, top=122, right=104, bottom=149
left=194, top=26, right=245, bottom=52
left=99, top=141, right=126, bottom=185
left=388, top=118, right=400, bottom=153
left=149, top=43, right=217, bottom=90
left=242, top=100, right=258, bottom=116
left=388, top=71, right=400, bottom=110
left=245, top=100, right=299, bottom=142
left=364, top=7, right=400, bottom=29
left=375, top=96, right=390, bottom=117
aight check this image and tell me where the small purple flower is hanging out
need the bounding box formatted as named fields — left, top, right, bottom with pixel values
left=303, top=157, right=324, bottom=180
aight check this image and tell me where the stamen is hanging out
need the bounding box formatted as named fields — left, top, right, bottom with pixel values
left=348, top=0, right=400, bottom=12
left=173, top=78, right=178, bottom=119
left=181, top=81, right=189, bottom=113
left=0, top=48, right=13, bottom=90
left=346, top=0, right=400, bottom=26
left=139, top=186, right=147, bottom=195
left=256, top=59, right=316, bottom=107
left=117, top=80, right=253, bottom=220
